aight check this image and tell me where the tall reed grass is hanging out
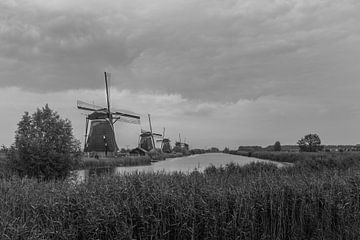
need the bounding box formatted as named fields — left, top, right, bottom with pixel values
left=231, top=150, right=360, bottom=164
left=2, top=157, right=360, bottom=239
left=78, top=155, right=152, bottom=169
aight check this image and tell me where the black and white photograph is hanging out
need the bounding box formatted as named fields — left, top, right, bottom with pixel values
left=1, top=0, right=360, bottom=239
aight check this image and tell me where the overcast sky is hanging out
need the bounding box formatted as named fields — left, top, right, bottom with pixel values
left=1, top=0, right=360, bottom=149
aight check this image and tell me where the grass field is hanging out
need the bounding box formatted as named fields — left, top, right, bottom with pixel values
left=78, top=152, right=184, bottom=170
left=0, top=153, right=8, bottom=178
left=230, top=150, right=360, bottom=164
left=1, top=156, right=360, bottom=239
left=79, top=155, right=152, bottom=169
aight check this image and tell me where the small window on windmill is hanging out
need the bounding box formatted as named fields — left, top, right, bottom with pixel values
left=103, top=135, right=108, bottom=147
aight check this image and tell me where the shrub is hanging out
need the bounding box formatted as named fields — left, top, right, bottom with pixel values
left=274, top=141, right=281, bottom=151
left=297, top=133, right=323, bottom=152
left=6, top=104, right=80, bottom=180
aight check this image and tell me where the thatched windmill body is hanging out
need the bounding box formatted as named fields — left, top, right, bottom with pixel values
left=77, top=72, right=140, bottom=156
left=156, top=128, right=172, bottom=153
left=138, top=114, right=162, bottom=152
left=173, top=133, right=189, bottom=153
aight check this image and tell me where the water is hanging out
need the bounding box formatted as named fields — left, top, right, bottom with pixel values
left=75, top=153, right=286, bottom=181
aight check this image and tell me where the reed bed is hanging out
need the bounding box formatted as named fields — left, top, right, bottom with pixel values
left=78, top=153, right=184, bottom=170
left=79, top=155, right=152, bottom=169
left=2, top=157, right=360, bottom=239
left=231, top=150, right=360, bottom=164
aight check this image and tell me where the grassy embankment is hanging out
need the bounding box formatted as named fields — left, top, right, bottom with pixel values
left=2, top=154, right=360, bottom=239
left=79, top=156, right=152, bottom=169
left=0, top=151, right=184, bottom=172
left=230, top=149, right=360, bottom=164
left=0, top=153, right=10, bottom=178
left=79, top=152, right=184, bottom=169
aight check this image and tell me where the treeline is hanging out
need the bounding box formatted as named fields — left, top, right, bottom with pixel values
left=230, top=150, right=360, bottom=164
left=189, top=147, right=220, bottom=155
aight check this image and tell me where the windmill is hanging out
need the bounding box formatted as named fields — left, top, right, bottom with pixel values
left=156, top=128, right=172, bottom=153
left=173, top=133, right=189, bottom=153
left=138, top=114, right=162, bottom=152
left=77, top=72, right=140, bottom=157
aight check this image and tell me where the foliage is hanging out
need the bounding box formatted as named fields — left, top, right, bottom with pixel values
left=238, top=145, right=262, bottom=152
left=120, top=148, right=128, bottom=153
left=2, top=159, right=360, bottom=239
left=6, top=104, right=80, bottom=180
left=79, top=156, right=152, bottom=169
left=209, top=147, right=219, bottom=152
left=189, top=149, right=207, bottom=155
left=173, top=144, right=190, bottom=156
left=297, top=133, right=323, bottom=152
left=228, top=150, right=360, bottom=170
left=274, top=141, right=281, bottom=151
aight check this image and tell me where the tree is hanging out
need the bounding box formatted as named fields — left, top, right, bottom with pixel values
left=274, top=141, right=281, bottom=151
left=210, top=147, right=219, bottom=153
left=6, top=104, right=80, bottom=180
left=297, top=133, right=322, bottom=152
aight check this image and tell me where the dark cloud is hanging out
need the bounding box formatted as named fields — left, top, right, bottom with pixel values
left=0, top=0, right=360, bottom=102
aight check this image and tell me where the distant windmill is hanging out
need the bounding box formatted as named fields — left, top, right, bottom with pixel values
left=174, top=133, right=189, bottom=152
left=138, top=114, right=162, bottom=152
left=156, top=128, right=172, bottom=153
left=77, top=72, right=140, bottom=156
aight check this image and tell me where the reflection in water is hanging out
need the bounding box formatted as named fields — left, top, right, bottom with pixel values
left=75, top=153, right=286, bottom=181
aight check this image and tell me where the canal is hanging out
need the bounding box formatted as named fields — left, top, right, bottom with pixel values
left=76, top=153, right=286, bottom=180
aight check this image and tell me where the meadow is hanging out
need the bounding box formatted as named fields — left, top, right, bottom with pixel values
left=230, top=150, right=360, bottom=164
left=1, top=154, right=360, bottom=239
left=79, top=152, right=184, bottom=169
left=79, top=155, right=152, bottom=169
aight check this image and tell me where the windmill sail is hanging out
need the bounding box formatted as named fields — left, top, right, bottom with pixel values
left=78, top=101, right=141, bottom=124
left=77, top=72, right=141, bottom=155
left=141, top=129, right=162, bottom=136
left=112, top=108, right=140, bottom=125
left=77, top=100, right=106, bottom=112
left=113, top=115, right=140, bottom=124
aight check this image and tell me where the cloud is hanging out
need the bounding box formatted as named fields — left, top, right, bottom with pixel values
left=0, top=0, right=360, bottom=102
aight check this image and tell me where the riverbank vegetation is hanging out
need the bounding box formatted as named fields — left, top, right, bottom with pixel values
left=2, top=156, right=360, bottom=239
left=3, top=105, right=81, bottom=180
left=79, top=152, right=185, bottom=169
left=229, top=150, right=360, bottom=164
left=79, top=155, right=152, bottom=169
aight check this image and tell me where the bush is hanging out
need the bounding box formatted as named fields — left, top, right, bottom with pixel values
left=6, top=104, right=80, bottom=180
left=297, top=133, right=323, bottom=152
left=274, top=141, right=281, bottom=151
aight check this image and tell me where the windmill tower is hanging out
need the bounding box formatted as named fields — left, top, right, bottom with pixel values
left=138, top=114, right=162, bottom=152
left=77, top=72, right=140, bottom=157
left=157, top=128, right=172, bottom=153
left=173, top=133, right=189, bottom=153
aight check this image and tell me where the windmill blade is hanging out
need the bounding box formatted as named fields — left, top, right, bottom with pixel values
left=104, top=72, right=111, bottom=114
left=112, top=109, right=141, bottom=125
left=113, top=116, right=140, bottom=125
left=112, top=108, right=140, bottom=120
left=152, top=133, right=163, bottom=137
left=77, top=100, right=106, bottom=112
left=112, top=110, right=140, bottom=119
